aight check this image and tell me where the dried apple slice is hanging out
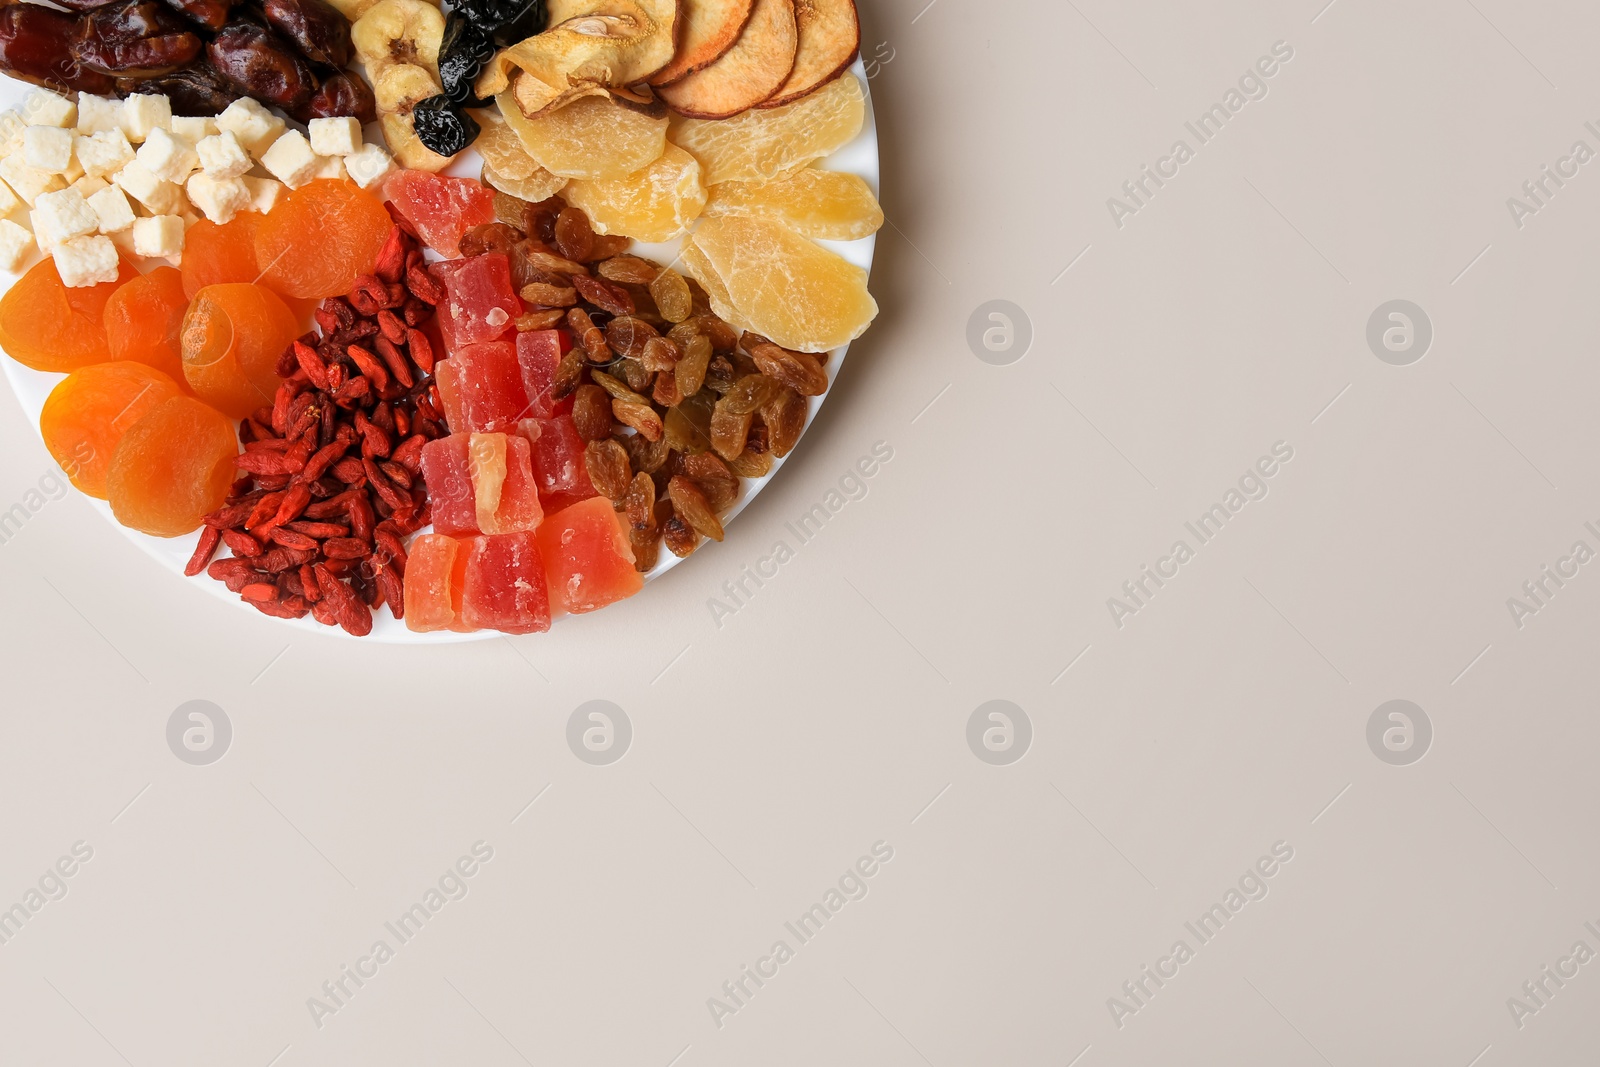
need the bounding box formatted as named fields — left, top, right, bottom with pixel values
left=669, top=71, right=862, bottom=184
left=762, top=0, right=858, bottom=107
left=703, top=166, right=880, bottom=239
left=475, top=0, right=678, bottom=115
left=497, top=91, right=667, bottom=180
left=564, top=144, right=706, bottom=242
left=649, top=0, right=754, bottom=85
left=657, top=0, right=797, bottom=119
left=680, top=216, right=876, bottom=352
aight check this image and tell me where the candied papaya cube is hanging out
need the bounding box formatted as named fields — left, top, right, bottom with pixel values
left=443, top=341, right=527, bottom=432
left=475, top=432, right=542, bottom=534
left=522, top=412, right=596, bottom=511
left=458, top=532, right=551, bottom=634
left=515, top=328, right=572, bottom=419
left=536, top=496, right=642, bottom=614
left=383, top=170, right=496, bottom=258
left=404, top=533, right=460, bottom=632
left=419, top=435, right=475, bottom=536
left=420, top=431, right=544, bottom=537
left=431, top=253, right=520, bottom=351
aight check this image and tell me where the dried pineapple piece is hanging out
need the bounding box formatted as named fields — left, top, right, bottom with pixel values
left=681, top=216, right=876, bottom=352
left=669, top=72, right=863, bottom=185
left=497, top=92, right=667, bottom=181
left=703, top=167, right=881, bottom=240
left=474, top=0, right=678, bottom=114
left=476, top=112, right=568, bottom=200
left=563, top=144, right=706, bottom=242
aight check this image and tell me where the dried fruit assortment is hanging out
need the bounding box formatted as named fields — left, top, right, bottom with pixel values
left=0, top=0, right=878, bottom=637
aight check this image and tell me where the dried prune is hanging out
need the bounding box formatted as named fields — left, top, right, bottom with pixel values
left=0, top=3, right=118, bottom=93
left=263, top=0, right=349, bottom=67
left=437, top=12, right=493, bottom=106
left=489, top=0, right=544, bottom=46
left=208, top=21, right=316, bottom=111
left=411, top=95, right=478, bottom=158
left=74, top=0, right=202, bottom=77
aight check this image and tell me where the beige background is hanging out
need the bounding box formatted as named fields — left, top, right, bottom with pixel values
left=3, top=0, right=1599, bottom=1064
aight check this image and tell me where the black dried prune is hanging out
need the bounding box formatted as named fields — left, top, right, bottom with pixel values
left=208, top=19, right=316, bottom=111
left=0, top=2, right=117, bottom=93
left=411, top=94, right=479, bottom=157
left=437, top=12, right=494, bottom=106
left=73, top=0, right=202, bottom=76
left=262, top=0, right=349, bottom=68
left=491, top=0, right=545, bottom=47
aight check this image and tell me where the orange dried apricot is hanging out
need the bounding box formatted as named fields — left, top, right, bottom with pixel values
left=0, top=256, right=136, bottom=373
left=104, top=266, right=190, bottom=382
left=40, top=361, right=183, bottom=498
left=254, top=179, right=394, bottom=299
left=106, top=396, right=237, bottom=537
left=181, top=283, right=301, bottom=418
left=181, top=215, right=262, bottom=300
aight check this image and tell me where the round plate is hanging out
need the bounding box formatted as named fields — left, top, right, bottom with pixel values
left=0, top=61, right=878, bottom=641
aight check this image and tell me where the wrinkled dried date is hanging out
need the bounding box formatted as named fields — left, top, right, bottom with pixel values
left=207, top=20, right=315, bottom=111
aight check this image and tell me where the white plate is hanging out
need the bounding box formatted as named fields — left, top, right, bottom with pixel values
left=0, top=62, right=878, bottom=640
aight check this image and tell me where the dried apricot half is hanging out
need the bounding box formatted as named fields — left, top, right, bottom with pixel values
left=0, top=255, right=136, bottom=373
left=669, top=72, right=863, bottom=185
left=563, top=144, right=706, bottom=243
left=255, top=179, right=393, bottom=299
left=703, top=166, right=882, bottom=240
left=181, top=215, right=262, bottom=300
left=106, top=395, right=237, bottom=537
left=104, top=266, right=190, bottom=382
left=40, top=361, right=184, bottom=498
left=681, top=215, right=876, bottom=352
left=181, top=283, right=301, bottom=418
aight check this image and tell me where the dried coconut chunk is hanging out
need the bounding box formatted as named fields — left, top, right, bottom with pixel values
left=680, top=215, right=875, bottom=353
left=669, top=73, right=863, bottom=185
left=563, top=144, right=705, bottom=243
left=703, top=166, right=881, bottom=240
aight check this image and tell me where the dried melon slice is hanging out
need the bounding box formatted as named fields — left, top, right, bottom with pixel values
left=762, top=0, right=859, bottom=107
left=476, top=111, right=569, bottom=200
left=474, top=0, right=678, bottom=114
left=669, top=72, right=863, bottom=184
left=498, top=92, right=667, bottom=180
left=649, top=0, right=754, bottom=86
left=657, top=0, right=797, bottom=119
left=681, top=216, right=875, bottom=352
left=703, top=167, right=880, bottom=239
left=564, top=145, right=706, bottom=242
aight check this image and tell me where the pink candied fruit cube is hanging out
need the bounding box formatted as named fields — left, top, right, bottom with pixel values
left=430, top=253, right=522, bottom=351
left=536, top=496, right=642, bottom=614
left=459, top=532, right=551, bottom=634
